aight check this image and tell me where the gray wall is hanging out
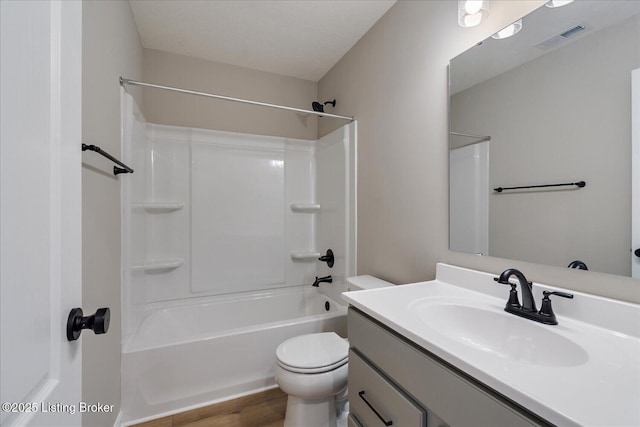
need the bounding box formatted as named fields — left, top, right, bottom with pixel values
left=143, top=49, right=318, bottom=140
left=82, top=1, right=143, bottom=425
left=319, top=0, right=640, bottom=303
left=451, top=15, right=639, bottom=276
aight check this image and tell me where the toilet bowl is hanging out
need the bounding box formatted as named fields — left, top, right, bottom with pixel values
left=275, top=332, right=348, bottom=427
left=275, top=276, right=394, bottom=427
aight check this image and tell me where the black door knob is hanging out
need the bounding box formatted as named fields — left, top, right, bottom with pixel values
left=635, top=248, right=640, bottom=258
left=66, top=307, right=110, bottom=341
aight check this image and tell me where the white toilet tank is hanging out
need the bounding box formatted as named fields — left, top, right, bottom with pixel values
left=345, top=275, right=395, bottom=292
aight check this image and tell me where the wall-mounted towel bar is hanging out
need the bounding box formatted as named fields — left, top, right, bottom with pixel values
left=494, top=181, right=586, bottom=193
left=82, top=143, right=134, bottom=175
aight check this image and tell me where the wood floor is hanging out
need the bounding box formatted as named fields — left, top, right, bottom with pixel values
left=133, top=388, right=287, bottom=427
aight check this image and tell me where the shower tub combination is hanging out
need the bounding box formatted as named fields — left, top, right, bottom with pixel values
left=120, top=287, right=346, bottom=424
left=120, top=92, right=356, bottom=424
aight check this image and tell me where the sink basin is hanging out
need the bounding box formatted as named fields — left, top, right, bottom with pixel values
left=412, top=301, right=589, bottom=367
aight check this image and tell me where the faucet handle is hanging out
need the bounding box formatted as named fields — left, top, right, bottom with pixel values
left=543, top=290, right=574, bottom=299
left=538, top=291, right=574, bottom=325
left=494, top=278, right=521, bottom=309
left=318, top=249, right=334, bottom=268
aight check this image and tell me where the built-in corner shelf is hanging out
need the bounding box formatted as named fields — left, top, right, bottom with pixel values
left=290, top=251, right=321, bottom=262
left=132, top=258, right=184, bottom=272
left=290, top=203, right=320, bottom=213
left=133, top=202, right=184, bottom=213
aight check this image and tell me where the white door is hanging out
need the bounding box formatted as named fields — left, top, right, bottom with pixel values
left=1, top=1, right=82, bottom=426
left=633, top=68, right=639, bottom=279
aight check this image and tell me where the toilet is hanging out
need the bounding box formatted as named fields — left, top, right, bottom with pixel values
left=275, top=275, right=394, bottom=427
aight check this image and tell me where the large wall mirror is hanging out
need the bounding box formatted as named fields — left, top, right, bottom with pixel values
left=449, top=1, right=639, bottom=277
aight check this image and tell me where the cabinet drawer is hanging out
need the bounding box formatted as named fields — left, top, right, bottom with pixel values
left=349, top=349, right=426, bottom=427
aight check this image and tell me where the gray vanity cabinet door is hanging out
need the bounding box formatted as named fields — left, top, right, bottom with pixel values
left=349, top=349, right=426, bottom=426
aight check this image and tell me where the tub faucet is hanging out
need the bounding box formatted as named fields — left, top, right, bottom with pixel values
left=312, top=275, right=332, bottom=287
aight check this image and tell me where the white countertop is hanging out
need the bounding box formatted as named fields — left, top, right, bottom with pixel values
left=342, top=263, right=640, bottom=427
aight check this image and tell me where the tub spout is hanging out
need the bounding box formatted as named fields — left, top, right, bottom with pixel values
left=312, top=275, right=332, bottom=287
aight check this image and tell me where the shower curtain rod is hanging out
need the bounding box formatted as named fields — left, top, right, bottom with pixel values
left=449, top=132, right=491, bottom=141
left=120, top=77, right=354, bottom=121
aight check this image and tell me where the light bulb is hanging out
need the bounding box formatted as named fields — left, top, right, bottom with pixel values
left=491, top=19, right=522, bottom=39
left=458, top=0, right=489, bottom=28
left=464, top=0, right=484, bottom=15
left=463, top=13, right=483, bottom=27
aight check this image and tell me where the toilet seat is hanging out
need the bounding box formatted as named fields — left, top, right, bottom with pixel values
left=276, top=332, right=348, bottom=374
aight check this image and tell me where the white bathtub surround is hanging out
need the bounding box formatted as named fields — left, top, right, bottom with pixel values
left=122, top=93, right=355, bottom=336
left=120, top=93, right=355, bottom=424
left=343, top=263, right=640, bottom=427
left=315, top=121, right=357, bottom=305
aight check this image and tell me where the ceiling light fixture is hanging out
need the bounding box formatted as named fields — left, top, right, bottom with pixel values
left=491, top=19, right=522, bottom=40
left=458, top=0, right=489, bottom=28
left=545, top=0, right=575, bottom=8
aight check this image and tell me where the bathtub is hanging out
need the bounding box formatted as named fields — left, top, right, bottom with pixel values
left=120, top=287, right=347, bottom=425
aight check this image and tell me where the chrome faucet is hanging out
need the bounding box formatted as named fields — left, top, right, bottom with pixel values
left=495, top=268, right=573, bottom=325
left=312, top=275, right=332, bottom=287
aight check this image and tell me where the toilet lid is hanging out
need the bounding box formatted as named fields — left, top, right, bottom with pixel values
left=276, top=332, right=348, bottom=373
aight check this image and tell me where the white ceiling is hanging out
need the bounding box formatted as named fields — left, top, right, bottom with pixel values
left=129, top=0, right=396, bottom=82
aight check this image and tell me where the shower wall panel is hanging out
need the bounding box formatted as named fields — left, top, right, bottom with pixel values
left=285, top=142, right=318, bottom=288
left=449, top=141, right=489, bottom=256
left=315, top=124, right=356, bottom=303
left=191, top=135, right=286, bottom=294
left=132, top=124, right=317, bottom=305
left=142, top=126, right=191, bottom=302
left=122, top=92, right=148, bottom=341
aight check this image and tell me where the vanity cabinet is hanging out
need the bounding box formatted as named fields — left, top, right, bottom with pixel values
left=348, top=308, right=550, bottom=427
left=349, top=349, right=426, bottom=426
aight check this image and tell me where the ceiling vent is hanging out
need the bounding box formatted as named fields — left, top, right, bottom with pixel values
left=535, top=21, right=593, bottom=50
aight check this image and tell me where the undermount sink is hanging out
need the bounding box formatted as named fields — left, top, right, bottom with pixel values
left=411, top=300, right=589, bottom=367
